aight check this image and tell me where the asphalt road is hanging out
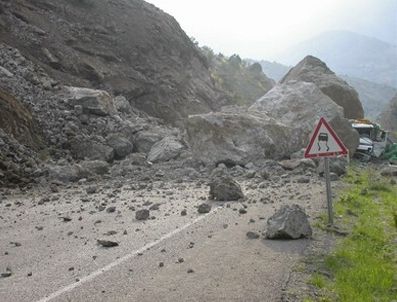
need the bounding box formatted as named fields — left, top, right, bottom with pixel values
left=0, top=176, right=326, bottom=302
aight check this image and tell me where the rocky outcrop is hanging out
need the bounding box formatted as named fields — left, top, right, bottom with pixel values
left=0, top=0, right=229, bottom=124
left=265, top=204, right=312, bottom=239
left=280, top=56, right=364, bottom=119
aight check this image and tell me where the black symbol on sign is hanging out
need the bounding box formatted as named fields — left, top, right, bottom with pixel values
left=318, top=133, right=330, bottom=151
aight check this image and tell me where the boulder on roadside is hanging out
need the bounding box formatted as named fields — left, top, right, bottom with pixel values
left=147, top=136, right=184, bottom=163
left=209, top=176, right=244, bottom=201
left=66, top=87, right=116, bottom=116
left=106, top=134, right=133, bottom=160
left=197, top=203, right=211, bottom=214
left=280, top=55, right=364, bottom=119
left=265, top=204, right=312, bottom=239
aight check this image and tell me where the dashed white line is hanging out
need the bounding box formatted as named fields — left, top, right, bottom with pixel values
left=35, top=207, right=220, bottom=302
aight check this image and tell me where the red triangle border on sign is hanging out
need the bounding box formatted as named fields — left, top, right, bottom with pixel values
left=304, top=117, right=348, bottom=158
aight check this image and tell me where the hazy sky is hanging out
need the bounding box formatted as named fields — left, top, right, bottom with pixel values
left=146, top=0, right=397, bottom=60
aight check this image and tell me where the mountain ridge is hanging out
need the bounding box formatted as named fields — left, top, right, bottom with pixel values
left=273, top=30, right=397, bottom=88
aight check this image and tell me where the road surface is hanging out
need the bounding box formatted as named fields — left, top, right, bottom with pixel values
left=0, top=176, right=327, bottom=301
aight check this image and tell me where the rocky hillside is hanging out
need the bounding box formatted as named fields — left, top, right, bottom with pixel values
left=280, top=56, right=364, bottom=119
left=0, top=1, right=363, bottom=188
left=202, top=48, right=274, bottom=106
left=0, top=42, right=187, bottom=185
left=378, top=94, right=397, bottom=140
left=0, top=0, right=229, bottom=124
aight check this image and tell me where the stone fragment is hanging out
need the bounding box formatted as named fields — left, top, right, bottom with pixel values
left=209, top=177, right=244, bottom=201
left=197, top=203, right=211, bottom=214
left=97, top=239, right=119, bottom=248
left=265, top=204, right=312, bottom=239
left=135, top=209, right=150, bottom=220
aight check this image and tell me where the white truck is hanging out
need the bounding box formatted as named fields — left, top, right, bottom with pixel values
left=350, top=119, right=389, bottom=160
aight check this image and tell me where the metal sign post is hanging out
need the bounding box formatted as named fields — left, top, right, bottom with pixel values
left=324, top=157, right=333, bottom=225
left=304, top=117, right=348, bottom=226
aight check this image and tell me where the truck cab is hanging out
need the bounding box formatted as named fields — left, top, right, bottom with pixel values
left=351, top=119, right=389, bottom=159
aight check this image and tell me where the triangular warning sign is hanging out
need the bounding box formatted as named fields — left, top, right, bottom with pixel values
left=304, top=117, right=348, bottom=158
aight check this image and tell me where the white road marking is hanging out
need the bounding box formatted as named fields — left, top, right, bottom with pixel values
left=35, top=207, right=220, bottom=302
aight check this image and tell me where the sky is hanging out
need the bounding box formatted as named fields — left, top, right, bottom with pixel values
left=145, top=0, right=397, bottom=60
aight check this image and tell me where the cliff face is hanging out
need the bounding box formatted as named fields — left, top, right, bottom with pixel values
left=0, top=0, right=228, bottom=124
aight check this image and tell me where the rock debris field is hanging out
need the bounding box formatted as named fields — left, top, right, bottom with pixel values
left=0, top=165, right=335, bottom=302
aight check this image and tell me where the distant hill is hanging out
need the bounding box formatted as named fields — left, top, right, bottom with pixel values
left=253, top=60, right=290, bottom=82
left=341, top=75, right=397, bottom=120
left=274, top=31, right=397, bottom=88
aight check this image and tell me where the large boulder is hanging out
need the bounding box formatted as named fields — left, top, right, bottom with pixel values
left=251, top=81, right=359, bottom=157
left=186, top=106, right=292, bottom=166
left=66, top=87, right=116, bottom=116
left=209, top=176, right=244, bottom=201
left=280, top=56, right=364, bottom=119
left=265, top=204, right=312, bottom=239
left=187, top=81, right=359, bottom=165
left=106, top=134, right=133, bottom=160
left=147, top=136, right=184, bottom=163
